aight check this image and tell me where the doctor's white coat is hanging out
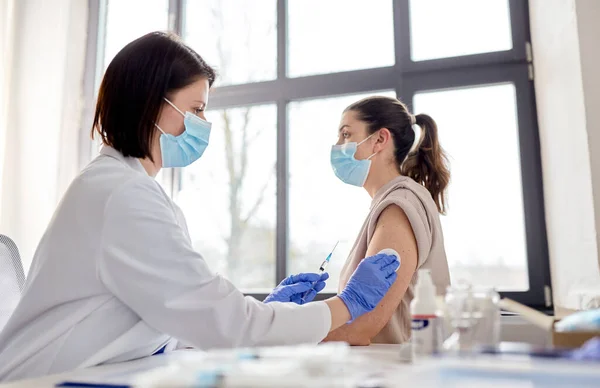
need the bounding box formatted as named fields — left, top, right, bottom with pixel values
left=0, top=147, right=331, bottom=382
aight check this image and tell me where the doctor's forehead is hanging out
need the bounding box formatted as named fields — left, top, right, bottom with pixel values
left=176, top=78, right=210, bottom=102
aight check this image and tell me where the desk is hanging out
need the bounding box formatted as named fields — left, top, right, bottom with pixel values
left=1, top=344, right=599, bottom=387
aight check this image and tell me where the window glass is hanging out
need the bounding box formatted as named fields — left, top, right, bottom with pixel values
left=287, top=0, right=394, bottom=77
left=176, top=104, right=277, bottom=291
left=92, top=0, right=169, bottom=162
left=104, top=0, right=169, bottom=70
left=288, top=91, right=396, bottom=291
left=414, top=84, right=528, bottom=291
left=184, top=0, right=277, bottom=86
left=410, top=0, right=512, bottom=61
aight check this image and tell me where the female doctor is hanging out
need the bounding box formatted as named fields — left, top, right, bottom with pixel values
left=0, top=32, right=399, bottom=382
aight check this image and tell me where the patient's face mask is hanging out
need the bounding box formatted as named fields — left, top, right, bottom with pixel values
left=155, top=98, right=212, bottom=168
left=330, top=133, right=378, bottom=187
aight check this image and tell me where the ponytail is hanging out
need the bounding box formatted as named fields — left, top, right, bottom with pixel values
left=400, top=113, right=450, bottom=214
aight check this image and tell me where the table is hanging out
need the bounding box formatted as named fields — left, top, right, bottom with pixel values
left=1, top=344, right=599, bottom=387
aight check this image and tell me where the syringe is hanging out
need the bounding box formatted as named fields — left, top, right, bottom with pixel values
left=318, top=241, right=338, bottom=271
left=302, top=241, right=339, bottom=300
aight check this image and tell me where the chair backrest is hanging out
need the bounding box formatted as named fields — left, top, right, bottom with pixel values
left=0, top=235, right=25, bottom=331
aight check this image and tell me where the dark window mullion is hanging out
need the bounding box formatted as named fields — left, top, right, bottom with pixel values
left=402, top=62, right=529, bottom=92
left=275, top=0, right=288, bottom=284
left=277, top=0, right=287, bottom=80
left=393, top=0, right=408, bottom=102
left=511, top=62, right=551, bottom=309
left=208, top=67, right=399, bottom=109
left=79, top=0, right=105, bottom=170
left=168, top=0, right=184, bottom=35
left=276, top=100, right=288, bottom=285
left=508, top=0, right=531, bottom=51
left=167, top=0, right=185, bottom=199
left=402, top=51, right=528, bottom=74
left=395, top=0, right=411, bottom=72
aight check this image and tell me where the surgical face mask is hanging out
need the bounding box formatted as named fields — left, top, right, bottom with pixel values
left=155, top=98, right=212, bottom=168
left=330, top=133, right=377, bottom=187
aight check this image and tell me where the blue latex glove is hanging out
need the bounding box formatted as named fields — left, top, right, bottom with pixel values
left=264, top=272, right=329, bottom=305
left=569, top=337, right=600, bottom=361
left=338, top=253, right=399, bottom=321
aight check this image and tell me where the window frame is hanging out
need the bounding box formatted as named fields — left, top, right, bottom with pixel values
left=84, top=0, right=551, bottom=308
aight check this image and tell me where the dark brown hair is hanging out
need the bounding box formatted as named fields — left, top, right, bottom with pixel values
left=344, top=96, right=450, bottom=213
left=91, top=32, right=216, bottom=161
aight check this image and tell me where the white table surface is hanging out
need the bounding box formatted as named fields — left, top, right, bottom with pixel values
left=1, top=344, right=599, bottom=387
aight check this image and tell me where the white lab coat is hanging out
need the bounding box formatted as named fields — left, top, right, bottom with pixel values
left=0, top=147, right=331, bottom=382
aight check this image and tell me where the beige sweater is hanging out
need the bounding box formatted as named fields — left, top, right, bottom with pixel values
left=338, top=176, right=450, bottom=344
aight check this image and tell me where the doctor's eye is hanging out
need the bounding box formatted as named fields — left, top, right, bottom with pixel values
left=342, top=131, right=350, bottom=139
left=194, top=107, right=205, bottom=115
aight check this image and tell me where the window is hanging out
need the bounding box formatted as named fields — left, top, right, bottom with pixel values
left=177, top=104, right=277, bottom=291
left=183, top=0, right=277, bottom=86
left=87, top=0, right=170, bottom=189
left=103, top=0, right=169, bottom=71
left=414, top=84, right=528, bottom=291
left=288, top=91, right=395, bottom=291
left=287, top=0, right=395, bottom=77
left=87, top=0, right=550, bottom=307
left=409, top=0, right=512, bottom=61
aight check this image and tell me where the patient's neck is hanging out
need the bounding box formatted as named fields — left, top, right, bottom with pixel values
left=364, top=162, right=401, bottom=199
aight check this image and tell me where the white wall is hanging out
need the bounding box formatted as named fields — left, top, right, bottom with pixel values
left=577, top=0, right=600, bottom=274
left=529, top=0, right=600, bottom=310
left=0, top=0, right=87, bottom=272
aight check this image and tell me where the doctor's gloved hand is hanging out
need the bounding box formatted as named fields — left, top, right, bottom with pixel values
left=264, top=273, right=329, bottom=305
left=338, top=254, right=399, bottom=321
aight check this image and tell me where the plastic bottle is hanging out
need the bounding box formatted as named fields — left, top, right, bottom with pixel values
left=411, top=269, right=440, bottom=356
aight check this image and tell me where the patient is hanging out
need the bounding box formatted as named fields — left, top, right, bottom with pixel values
left=325, top=96, right=451, bottom=345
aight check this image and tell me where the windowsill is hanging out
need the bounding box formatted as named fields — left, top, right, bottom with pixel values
left=245, top=292, right=556, bottom=316
left=243, top=292, right=338, bottom=301
left=501, top=309, right=553, bottom=317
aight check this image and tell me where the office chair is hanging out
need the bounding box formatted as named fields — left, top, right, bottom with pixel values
left=0, top=235, right=25, bottom=331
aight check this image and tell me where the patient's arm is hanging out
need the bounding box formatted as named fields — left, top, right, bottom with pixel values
left=323, top=204, right=418, bottom=345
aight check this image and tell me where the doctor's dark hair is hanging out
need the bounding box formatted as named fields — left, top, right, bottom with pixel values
left=91, top=32, right=216, bottom=161
left=344, top=96, right=450, bottom=214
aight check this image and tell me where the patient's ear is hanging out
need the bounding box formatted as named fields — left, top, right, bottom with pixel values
left=373, top=128, right=393, bottom=152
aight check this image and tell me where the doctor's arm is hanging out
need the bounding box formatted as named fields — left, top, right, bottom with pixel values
left=323, top=204, right=418, bottom=345
left=97, top=177, right=394, bottom=349
left=98, top=177, right=335, bottom=348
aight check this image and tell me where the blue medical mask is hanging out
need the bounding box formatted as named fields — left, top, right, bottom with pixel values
left=330, top=133, right=377, bottom=187
left=155, top=98, right=212, bottom=168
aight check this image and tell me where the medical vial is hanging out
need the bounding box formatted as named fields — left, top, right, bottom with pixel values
left=410, top=269, right=441, bottom=356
